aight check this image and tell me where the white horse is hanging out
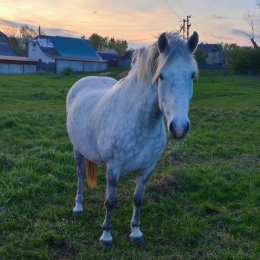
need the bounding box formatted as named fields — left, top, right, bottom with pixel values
left=66, top=31, right=199, bottom=246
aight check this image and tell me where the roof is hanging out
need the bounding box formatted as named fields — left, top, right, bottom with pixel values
left=198, top=43, right=220, bottom=56
left=0, top=43, right=17, bottom=56
left=97, top=50, right=119, bottom=60
left=0, top=55, right=37, bottom=64
left=122, top=50, right=134, bottom=60
left=37, top=36, right=101, bottom=61
left=0, top=31, right=8, bottom=43
left=197, top=43, right=225, bottom=64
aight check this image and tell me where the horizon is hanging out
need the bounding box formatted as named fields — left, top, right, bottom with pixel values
left=0, top=0, right=259, bottom=48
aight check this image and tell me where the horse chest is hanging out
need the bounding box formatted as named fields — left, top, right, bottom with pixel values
left=107, top=124, right=167, bottom=174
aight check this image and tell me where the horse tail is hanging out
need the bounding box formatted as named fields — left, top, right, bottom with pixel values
left=86, top=159, right=97, bottom=188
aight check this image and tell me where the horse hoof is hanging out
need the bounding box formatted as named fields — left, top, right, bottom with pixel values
left=73, top=204, right=83, bottom=213
left=99, top=239, right=112, bottom=247
left=131, top=236, right=145, bottom=245
left=99, top=230, right=113, bottom=247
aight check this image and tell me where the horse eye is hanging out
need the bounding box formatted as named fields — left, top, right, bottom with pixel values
left=159, top=74, right=164, bottom=80
left=191, top=72, right=196, bottom=79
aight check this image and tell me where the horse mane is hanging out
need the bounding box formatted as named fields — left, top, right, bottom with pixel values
left=128, top=32, right=190, bottom=83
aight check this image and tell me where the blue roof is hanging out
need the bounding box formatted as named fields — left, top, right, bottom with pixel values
left=97, top=51, right=119, bottom=60
left=0, top=43, right=17, bottom=56
left=46, top=36, right=101, bottom=60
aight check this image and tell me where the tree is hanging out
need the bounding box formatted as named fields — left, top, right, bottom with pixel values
left=19, top=24, right=38, bottom=43
left=110, top=39, right=128, bottom=56
left=246, top=12, right=258, bottom=48
left=243, top=1, right=260, bottom=48
left=194, top=48, right=206, bottom=64
left=89, top=33, right=128, bottom=56
left=89, top=33, right=108, bottom=50
left=16, top=24, right=38, bottom=56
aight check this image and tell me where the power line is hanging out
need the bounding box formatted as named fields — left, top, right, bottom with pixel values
left=178, top=0, right=188, bottom=14
left=128, top=37, right=156, bottom=42
left=161, top=0, right=180, bottom=19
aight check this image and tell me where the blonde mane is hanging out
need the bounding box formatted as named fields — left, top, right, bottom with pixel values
left=129, top=32, right=191, bottom=83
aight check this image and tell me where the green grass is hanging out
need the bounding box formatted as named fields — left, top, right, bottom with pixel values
left=0, top=69, right=259, bottom=260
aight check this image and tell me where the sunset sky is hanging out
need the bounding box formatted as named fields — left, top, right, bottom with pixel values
left=0, top=0, right=259, bottom=48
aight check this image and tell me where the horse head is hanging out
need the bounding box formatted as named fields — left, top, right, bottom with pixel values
left=155, top=31, right=199, bottom=139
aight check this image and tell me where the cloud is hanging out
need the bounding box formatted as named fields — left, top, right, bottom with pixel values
left=230, top=28, right=252, bottom=38
left=211, top=15, right=227, bottom=20
left=44, top=27, right=79, bottom=37
left=0, top=18, right=19, bottom=27
left=230, top=28, right=260, bottom=43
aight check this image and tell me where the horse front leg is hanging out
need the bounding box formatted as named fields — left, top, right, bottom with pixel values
left=99, top=167, right=120, bottom=246
left=73, top=150, right=85, bottom=213
left=130, top=165, right=155, bottom=244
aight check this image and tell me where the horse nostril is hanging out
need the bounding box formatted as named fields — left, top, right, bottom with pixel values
left=169, top=121, right=173, bottom=133
left=169, top=121, right=176, bottom=137
left=169, top=120, right=190, bottom=139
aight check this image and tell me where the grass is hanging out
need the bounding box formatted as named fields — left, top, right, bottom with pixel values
left=0, top=69, right=259, bottom=260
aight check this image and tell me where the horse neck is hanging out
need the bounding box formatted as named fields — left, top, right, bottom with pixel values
left=123, top=77, right=163, bottom=127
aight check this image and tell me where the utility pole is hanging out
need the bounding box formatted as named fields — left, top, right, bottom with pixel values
left=179, top=18, right=186, bottom=39
left=179, top=15, right=191, bottom=39
left=38, top=26, right=41, bottom=36
left=186, top=15, right=191, bottom=39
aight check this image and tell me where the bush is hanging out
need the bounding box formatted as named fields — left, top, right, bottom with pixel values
left=194, top=48, right=206, bottom=64
left=224, top=46, right=260, bottom=75
left=62, top=66, right=73, bottom=76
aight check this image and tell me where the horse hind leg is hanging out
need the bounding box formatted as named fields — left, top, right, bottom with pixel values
left=99, top=166, right=120, bottom=246
left=73, top=150, right=85, bottom=213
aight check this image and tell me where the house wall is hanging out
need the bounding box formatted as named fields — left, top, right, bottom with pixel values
left=0, top=63, right=36, bottom=74
left=83, top=61, right=107, bottom=72
left=56, top=60, right=107, bottom=73
left=28, top=41, right=54, bottom=63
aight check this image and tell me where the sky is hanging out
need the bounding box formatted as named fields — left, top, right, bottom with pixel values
left=0, top=0, right=259, bottom=48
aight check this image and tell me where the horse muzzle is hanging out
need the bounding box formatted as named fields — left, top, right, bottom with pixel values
left=169, top=120, right=190, bottom=139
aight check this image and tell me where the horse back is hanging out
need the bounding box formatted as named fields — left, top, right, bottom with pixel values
left=66, top=76, right=117, bottom=112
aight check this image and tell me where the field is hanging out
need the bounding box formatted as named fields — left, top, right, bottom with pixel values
left=0, top=69, right=259, bottom=260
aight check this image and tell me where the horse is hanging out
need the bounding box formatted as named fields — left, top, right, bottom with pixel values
left=66, top=31, right=199, bottom=246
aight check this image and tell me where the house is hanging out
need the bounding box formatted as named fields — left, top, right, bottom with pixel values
left=97, top=50, right=119, bottom=67
left=0, top=31, right=17, bottom=56
left=28, top=35, right=107, bottom=73
left=118, top=50, right=134, bottom=68
left=0, top=31, right=37, bottom=74
left=197, top=43, right=225, bottom=66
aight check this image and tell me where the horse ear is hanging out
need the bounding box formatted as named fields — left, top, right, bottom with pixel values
left=187, top=31, right=199, bottom=53
left=158, top=32, right=168, bottom=53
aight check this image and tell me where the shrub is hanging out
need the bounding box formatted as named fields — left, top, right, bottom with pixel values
left=62, top=66, right=73, bottom=76
left=194, top=48, right=206, bottom=64
left=224, top=46, right=260, bottom=75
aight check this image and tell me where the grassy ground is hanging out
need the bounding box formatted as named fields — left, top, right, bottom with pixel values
left=0, top=69, right=259, bottom=260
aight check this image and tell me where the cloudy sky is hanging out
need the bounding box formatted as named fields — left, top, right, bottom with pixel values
left=0, top=0, right=259, bottom=48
